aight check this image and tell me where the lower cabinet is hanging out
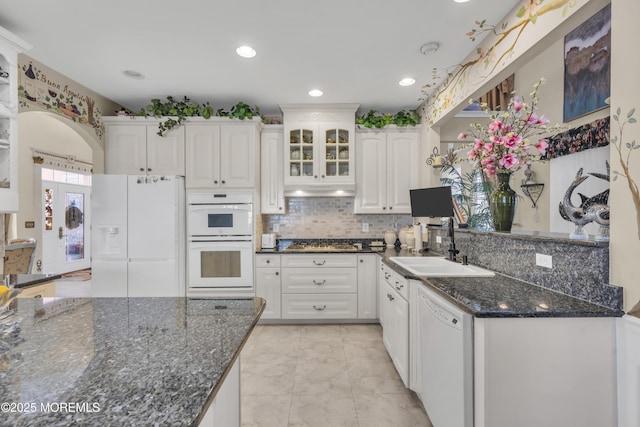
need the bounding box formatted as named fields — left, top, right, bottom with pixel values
left=281, top=254, right=357, bottom=320
left=254, top=253, right=378, bottom=321
left=199, top=357, right=240, bottom=427
left=357, top=254, right=378, bottom=319
left=255, top=255, right=281, bottom=319
left=381, top=272, right=409, bottom=387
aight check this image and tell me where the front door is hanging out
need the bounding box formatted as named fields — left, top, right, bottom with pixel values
left=42, top=181, right=91, bottom=274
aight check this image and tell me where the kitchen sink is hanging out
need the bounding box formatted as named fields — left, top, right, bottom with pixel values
left=389, top=257, right=495, bottom=277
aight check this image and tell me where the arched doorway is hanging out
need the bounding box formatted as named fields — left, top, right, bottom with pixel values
left=16, top=111, right=104, bottom=274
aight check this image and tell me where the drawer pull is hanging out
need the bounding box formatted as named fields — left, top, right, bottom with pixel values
left=395, top=282, right=404, bottom=291
left=313, top=305, right=327, bottom=311
left=313, top=260, right=326, bottom=266
left=313, top=280, right=326, bottom=286
left=387, top=293, right=394, bottom=301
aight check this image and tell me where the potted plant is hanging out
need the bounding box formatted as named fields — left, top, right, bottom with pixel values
left=356, top=109, right=420, bottom=129
left=136, top=97, right=263, bottom=136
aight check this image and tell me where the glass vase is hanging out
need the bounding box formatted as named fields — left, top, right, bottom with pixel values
left=490, top=172, right=517, bottom=232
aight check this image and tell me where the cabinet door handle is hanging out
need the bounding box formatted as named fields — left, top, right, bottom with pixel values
left=395, top=282, right=404, bottom=290
left=266, top=260, right=270, bottom=264
left=214, top=180, right=218, bottom=184
left=321, top=175, right=325, bottom=178
left=221, top=180, right=226, bottom=184
left=360, top=259, right=363, bottom=263
left=139, top=168, right=144, bottom=172
left=314, top=175, right=318, bottom=179
left=389, top=206, right=392, bottom=210
left=387, top=294, right=394, bottom=301
left=275, top=272, right=279, bottom=276
left=312, top=280, right=326, bottom=286
left=382, top=206, right=387, bottom=210
left=279, top=207, right=283, bottom=210
left=147, top=168, right=152, bottom=172
left=313, top=305, right=327, bottom=311
left=313, top=260, right=326, bottom=266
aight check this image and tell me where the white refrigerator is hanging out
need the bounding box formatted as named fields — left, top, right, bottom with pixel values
left=91, top=175, right=186, bottom=297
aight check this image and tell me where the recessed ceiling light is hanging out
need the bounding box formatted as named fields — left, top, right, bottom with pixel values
left=454, top=0, right=471, bottom=3
left=399, top=77, right=416, bottom=87
left=236, top=45, right=256, bottom=58
left=308, top=89, right=323, bottom=97
left=123, top=70, right=145, bottom=80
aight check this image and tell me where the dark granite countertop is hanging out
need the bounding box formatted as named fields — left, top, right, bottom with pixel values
left=0, top=297, right=265, bottom=426
left=379, top=253, right=623, bottom=318
left=5, top=273, right=62, bottom=289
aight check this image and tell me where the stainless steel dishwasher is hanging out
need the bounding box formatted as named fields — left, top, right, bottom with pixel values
left=417, top=284, right=473, bottom=427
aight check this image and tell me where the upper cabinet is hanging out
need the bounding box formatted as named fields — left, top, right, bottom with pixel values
left=280, top=104, right=358, bottom=193
left=185, top=119, right=260, bottom=189
left=260, top=125, right=285, bottom=214
left=354, top=127, right=420, bottom=214
left=104, top=118, right=185, bottom=176
left=104, top=117, right=260, bottom=189
left=0, top=27, right=30, bottom=212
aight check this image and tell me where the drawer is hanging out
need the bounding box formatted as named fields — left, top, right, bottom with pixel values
left=282, top=294, right=357, bottom=319
left=281, top=254, right=357, bottom=268
left=256, top=254, right=281, bottom=268
left=281, top=267, right=357, bottom=293
left=384, top=266, right=409, bottom=300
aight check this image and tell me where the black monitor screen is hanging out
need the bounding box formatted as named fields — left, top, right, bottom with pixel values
left=409, top=186, right=454, bottom=218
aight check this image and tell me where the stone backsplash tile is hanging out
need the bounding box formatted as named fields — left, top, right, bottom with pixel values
left=261, top=197, right=413, bottom=239
left=427, top=227, right=622, bottom=310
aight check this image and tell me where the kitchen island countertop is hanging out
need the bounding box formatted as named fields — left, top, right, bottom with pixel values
left=0, top=296, right=265, bottom=426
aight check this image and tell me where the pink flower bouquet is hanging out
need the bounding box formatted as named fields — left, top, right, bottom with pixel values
left=458, top=78, right=557, bottom=177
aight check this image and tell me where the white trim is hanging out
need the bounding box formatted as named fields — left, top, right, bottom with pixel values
left=617, top=315, right=640, bottom=427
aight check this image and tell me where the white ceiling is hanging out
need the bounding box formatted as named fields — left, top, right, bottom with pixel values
left=0, top=0, right=520, bottom=115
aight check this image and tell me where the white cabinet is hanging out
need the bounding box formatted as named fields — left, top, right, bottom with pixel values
left=260, top=125, right=285, bottom=213
left=354, top=128, right=420, bottom=214
left=104, top=118, right=185, bottom=176
left=186, top=120, right=259, bottom=188
left=280, top=104, right=358, bottom=192
left=280, top=253, right=358, bottom=320
left=381, top=272, right=409, bottom=387
left=357, top=254, right=378, bottom=319
left=257, top=253, right=378, bottom=321
left=255, top=254, right=281, bottom=320
left=199, top=357, right=240, bottom=427
left=0, top=27, right=30, bottom=212
left=474, top=317, right=616, bottom=427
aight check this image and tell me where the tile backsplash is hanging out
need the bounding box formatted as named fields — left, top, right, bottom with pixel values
left=261, top=197, right=413, bottom=239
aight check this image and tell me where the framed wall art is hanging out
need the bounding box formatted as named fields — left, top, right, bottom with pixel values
left=563, top=4, right=611, bottom=123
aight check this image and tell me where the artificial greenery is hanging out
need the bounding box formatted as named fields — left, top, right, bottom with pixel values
left=137, top=97, right=262, bottom=136
left=440, top=163, right=495, bottom=230
left=356, top=109, right=420, bottom=129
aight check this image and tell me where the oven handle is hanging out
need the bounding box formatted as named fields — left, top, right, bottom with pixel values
left=188, top=204, right=253, bottom=212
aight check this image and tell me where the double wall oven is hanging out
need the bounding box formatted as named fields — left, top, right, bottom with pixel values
left=187, top=192, right=254, bottom=294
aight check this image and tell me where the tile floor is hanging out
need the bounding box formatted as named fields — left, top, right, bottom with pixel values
left=240, top=324, right=433, bottom=427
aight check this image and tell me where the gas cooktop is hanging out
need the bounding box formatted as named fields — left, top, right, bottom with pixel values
left=284, top=242, right=358, bottom=252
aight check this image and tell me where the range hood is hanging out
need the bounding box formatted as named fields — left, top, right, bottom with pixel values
left=283, top=184, right=356, bottom=198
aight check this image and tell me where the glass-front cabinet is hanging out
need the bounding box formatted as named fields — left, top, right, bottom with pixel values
left=0, top=27, right=31, bottom=212
left=282, top=104, right=358, bottom=191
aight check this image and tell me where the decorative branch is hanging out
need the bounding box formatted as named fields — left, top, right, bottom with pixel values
left=423, top=0, right=575, bottom=120
left=611, top=107, right=640, bottom=240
